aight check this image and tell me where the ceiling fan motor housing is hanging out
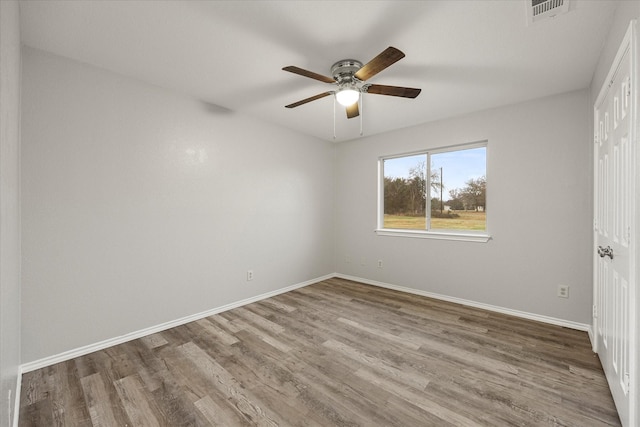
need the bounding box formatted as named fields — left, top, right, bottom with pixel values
left=331, top=60, right=363, bottom=87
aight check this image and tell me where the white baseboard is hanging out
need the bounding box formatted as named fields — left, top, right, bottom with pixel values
left=20, top=274, right=334, bottom=374
left=20, top=271, right=593, bottom=375
left=334, top=273, right=592, bottom=333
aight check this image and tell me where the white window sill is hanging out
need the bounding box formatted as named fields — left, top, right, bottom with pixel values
left=375, top=229, right=491, bottom=243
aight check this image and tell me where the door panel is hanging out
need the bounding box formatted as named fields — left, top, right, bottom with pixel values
left=594, top=36, right=634, bottom=426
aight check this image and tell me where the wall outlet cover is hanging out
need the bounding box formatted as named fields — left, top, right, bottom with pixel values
left=557, top=285, right=569, bottom=298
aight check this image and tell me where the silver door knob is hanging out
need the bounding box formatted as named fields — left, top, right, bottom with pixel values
left=598, top=245, right=614, bottom=259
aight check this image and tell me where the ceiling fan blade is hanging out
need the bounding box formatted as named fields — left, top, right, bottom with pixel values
left=354, top=47, right=405, bottom=81
left=366, top=84, right=421, bottom=98
left=282, top=66, right=336, bottom=84
left=346, top=102, right=359, bottom=119
left=285, top=91, right=333, bottom=108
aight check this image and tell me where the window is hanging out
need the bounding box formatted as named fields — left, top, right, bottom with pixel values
left=377, top=141, right=489, bottom=242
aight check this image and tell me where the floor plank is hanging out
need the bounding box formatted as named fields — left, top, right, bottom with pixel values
left=19, top=278, right=621, bottom=426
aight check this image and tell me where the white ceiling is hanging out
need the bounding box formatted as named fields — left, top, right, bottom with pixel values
left=19, top=0, right=617, bottom=142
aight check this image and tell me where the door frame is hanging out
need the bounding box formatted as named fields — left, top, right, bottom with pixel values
left=592, top=20, right=637, bottom=427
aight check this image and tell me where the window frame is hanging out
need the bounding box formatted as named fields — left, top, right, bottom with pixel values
left=376, top=140, right=490, bottom=243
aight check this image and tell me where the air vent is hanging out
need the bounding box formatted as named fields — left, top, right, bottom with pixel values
left=526, top=0, right=570, bottom=25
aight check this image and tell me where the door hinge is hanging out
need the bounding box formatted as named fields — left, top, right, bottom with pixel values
left=593, top=305, right=598, bottom=318
left=624, top=372, right=630, bottom=392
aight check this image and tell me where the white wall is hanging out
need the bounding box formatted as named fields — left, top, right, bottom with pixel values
left=20, top=47, right=335, bottom=364
left=335, top=89, right=592, bottom=324
left=0, top=1, right=22, bottom=424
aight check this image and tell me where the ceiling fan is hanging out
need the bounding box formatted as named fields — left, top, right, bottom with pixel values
left=283, top=47, right=421, bottom=119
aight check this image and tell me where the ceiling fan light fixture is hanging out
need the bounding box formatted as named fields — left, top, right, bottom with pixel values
left=335, top=88, right=360, bottom=106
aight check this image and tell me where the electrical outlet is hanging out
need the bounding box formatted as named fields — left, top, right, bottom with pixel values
left=557, top=285, right=569, bottom=298
left=247, top=270, right=254, bottom=281
left=377, top=260, right=383, bottom=268
left=360, top=257, right=366, bottom=266
left=345, top=256, right=351, bottom=264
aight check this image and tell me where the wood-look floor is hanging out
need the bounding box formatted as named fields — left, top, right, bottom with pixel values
left=19, top=278, right=621, bottom=426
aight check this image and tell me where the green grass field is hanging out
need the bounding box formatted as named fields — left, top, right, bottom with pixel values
left=384, top=211, right=486, bottom=231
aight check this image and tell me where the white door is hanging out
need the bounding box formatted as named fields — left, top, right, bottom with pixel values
left=593, top=22, right=636, bottom=427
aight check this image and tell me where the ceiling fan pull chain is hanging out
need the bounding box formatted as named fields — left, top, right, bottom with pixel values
left=359, top=94, right=363, bottom=136
left=333, top=94, right=337, bottom=140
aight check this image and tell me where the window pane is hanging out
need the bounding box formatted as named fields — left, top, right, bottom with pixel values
left=383, top=154, right=427, bottom=229
left=430, top=147, right=486, bottom=231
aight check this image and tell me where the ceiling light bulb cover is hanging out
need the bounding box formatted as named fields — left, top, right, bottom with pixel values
left=336, top=89, right=360, bottom=106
